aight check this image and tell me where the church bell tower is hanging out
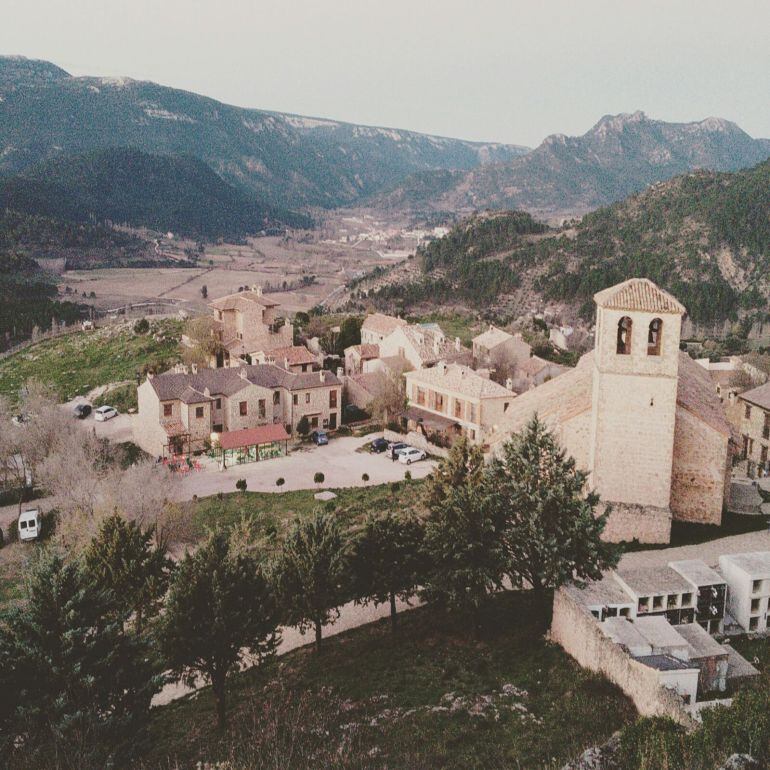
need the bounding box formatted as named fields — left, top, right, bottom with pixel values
left=588, top=278, right=686, bottom=511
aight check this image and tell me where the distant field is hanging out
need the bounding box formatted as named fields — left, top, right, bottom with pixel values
left=0, top=318, right=183, bottom=403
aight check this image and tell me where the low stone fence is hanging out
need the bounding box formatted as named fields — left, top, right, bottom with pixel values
left=383, top=429, right=450, bottom=459
left=550, top=589, right=696, bottom=728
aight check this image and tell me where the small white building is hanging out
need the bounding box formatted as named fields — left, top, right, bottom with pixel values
left=719, top=552, right=770, bottom=632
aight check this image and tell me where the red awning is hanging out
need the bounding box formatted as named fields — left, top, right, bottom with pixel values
left=218, top=423, right=290, bottom=450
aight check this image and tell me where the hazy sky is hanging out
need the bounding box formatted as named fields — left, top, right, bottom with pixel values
left=3, top=0, right=769, bottom=147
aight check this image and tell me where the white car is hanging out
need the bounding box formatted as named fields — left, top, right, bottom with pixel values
left=94, top=405, right=118, bottom=422
left=398, top=447, right=426, bottom=465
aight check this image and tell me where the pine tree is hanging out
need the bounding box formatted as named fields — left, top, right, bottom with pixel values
left=273, top=511, right=349, bottom=653
left=486, top=416, right=620, bottom=592
left=351, top=512, right=425, bottom=633
left=158, top=531, right=278, bottom=729
left=420, top=482, right=504, bottom=626
left=0, top=550, right=161, bottom=768
left=422, top=435, right=484, bottom=509
left=83, top=513, right=172, bottom=633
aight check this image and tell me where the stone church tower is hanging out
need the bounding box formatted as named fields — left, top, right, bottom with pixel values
left=588, top=279, right=686, bottom=512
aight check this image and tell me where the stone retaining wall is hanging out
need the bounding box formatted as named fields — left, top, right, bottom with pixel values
left=550, top=588, right=695, bottom=728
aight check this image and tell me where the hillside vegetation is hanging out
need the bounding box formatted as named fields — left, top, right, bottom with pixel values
left=0, top=318, right=183, bottom=403
left=4, top=147, right=311, bottom=239
left=370, top=160, right=770, bottom=324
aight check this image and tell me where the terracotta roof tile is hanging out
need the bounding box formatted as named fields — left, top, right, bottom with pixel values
left=594, top=278, right=686, bottom=315
left=218, top=423, right=289, bottom=450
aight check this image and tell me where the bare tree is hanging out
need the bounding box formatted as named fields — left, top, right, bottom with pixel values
left=182, top=316, right=222, bottom=368
left=368, top=362, right=411, bottom=423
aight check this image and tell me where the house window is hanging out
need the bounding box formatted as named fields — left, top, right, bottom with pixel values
left=195, top=406, right=204, bottom=419
left=764, top=414, right=770, bottom=440
left=311, top=416, right=318, bottom=428
left=330, top=390, right=337, bottom=408
left=454, top=399, right=463, bottom=419
left=215, top=398, right=221, bottom=410
left=468, top=403, right=476, bottom=423
left=163, top=403, right=173, bottom=417
left=237, top=332, right=243, bottom=340
left=305, top=393, right=310, bottom=404
left=762, top=445, right=768, bottom=466
left=213, top=423, right=223, bottom=433
left=239, top=401, right=248, bottom=416
left=435, top=393, right=445, bottom=413
left=745, top=404, right=752, bottom=420
left=293, top=394, right=298, bottom=405
left=258, top=399, right=266, bottom=418
left=273, top=391, right=280, bottom=405
left=302, top=364, right=309, bottom=372
left=616, top=317, right=632, bottom=355
left=416, top=387, right=425, bottom=406
left=749, top=438, right=755, bottom=456
left=647, top=318, right=662, bottom=356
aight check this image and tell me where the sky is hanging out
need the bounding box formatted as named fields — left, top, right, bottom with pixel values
left=3, top=0, right=769, bottom=147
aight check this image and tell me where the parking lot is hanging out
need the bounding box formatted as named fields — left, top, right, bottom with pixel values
left=177, top=434, right=437, bottom=499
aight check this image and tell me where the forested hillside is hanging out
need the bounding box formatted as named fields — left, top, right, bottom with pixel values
left=3, top=148, right=311, bottom=239
left=367, top=160, right=770, bottom=324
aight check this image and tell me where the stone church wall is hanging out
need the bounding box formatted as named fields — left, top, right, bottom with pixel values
left=598, top=502, right=672, bottom=544
left=550, top=589, right=695, bottom=728
left=670, top=406, right=728, bottom=525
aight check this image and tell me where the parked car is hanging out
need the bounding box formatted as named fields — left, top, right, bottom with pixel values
left=94, top=405, right=118, bottom=422
left=399, top=447, right=426, bottom=465
left=311, top=430, right=329, bottom=446
left=387, top=442, right=408, bottom=459
left=370, top=437, right=389, bottom=453
left=18, top=509, right=41, bottom=542
left=72, top=403, right=92, bottom=419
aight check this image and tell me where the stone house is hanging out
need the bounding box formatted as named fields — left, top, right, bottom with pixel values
left=403, top=362, right=516, bottom=445
left=488, top=278, right=734, bottom=544
left=379, top=324, right=471, bottom=370
left=136, top=363, right=341, bottom=456
left=472, top=325, right=532, bottom=370
left=360, top=312, right=407, bottom=345
left=344, top=343, right=380, bottom=375
left=736, top=381, right=770, bottom=475
left=207, top=286, right=293, bottom=367
left=254, top=345, right=319, bottom=373
left=512, top=354, right=565, bottom=392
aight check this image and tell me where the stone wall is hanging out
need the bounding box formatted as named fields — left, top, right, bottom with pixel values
left=598, top=502, right=672, bottom=544
left=670, top=406, right=728, bottom=525
left=550, top=589, right=695, bottom=728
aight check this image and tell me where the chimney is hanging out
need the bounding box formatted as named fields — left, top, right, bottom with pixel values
left=439, top=361, right=447, bottom=375
left=204, top=386, right=211, bottom=398
left=336, top=366, right=344, bottom=379
left=505, top=377, right=514, bottom=391
left=489, top=324, right=494, bottom=332
left=319, top=370, right=325, bottom=382
left=455, top=336, right=461, bottom=351
left=190, top=363, right=198, bottom=374
left=252, top=284, right=262, bottom=296
left=239, top=368, right=248, bottom=380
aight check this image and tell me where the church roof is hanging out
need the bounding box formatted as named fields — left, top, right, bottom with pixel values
left=488, top=349, right=732, bottom=447
left=594, top=279, right=686, bottom=315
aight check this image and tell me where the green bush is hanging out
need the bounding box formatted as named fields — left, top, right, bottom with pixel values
left=235, top=479, right=247, bottom=494
left=133, top=318, right=150, bottom=335
left=276, top=478, right=285, bottom=488
left=619, top=717, right=685, bottom=770
left=313, top=472, right=325, bottom=486
left=404, top=470, right=412, bottom=481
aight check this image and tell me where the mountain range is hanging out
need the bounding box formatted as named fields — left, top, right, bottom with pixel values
left=374, top=111, right=770, bottom=220
left=0, top=56, right=528, bottom=210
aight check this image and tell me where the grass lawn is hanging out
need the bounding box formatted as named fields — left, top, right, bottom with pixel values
left=188, top=480, right=426, bottom=552
left=0, top=318, right=183, bottom=403
left=143, top=591, right=636, bottom=769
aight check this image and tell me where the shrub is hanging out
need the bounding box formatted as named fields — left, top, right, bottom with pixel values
left=133, top=318, right=150, bottom=335
left=276, top=477, right=285, bottom=488
left=404, top=469, right=412, bottom=481
left=314, top=472, right=325, bottom=486
left=336, top=425, right=351, bottom=436
left=236, top=479, right=247, bottom=494
left=296, top=416, right=310, bottom=437
left=618, top=717, right=685, bottom=770
left=361, top=473, right=369, bottom=483
left=390, top=482, right=401, bottom=494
